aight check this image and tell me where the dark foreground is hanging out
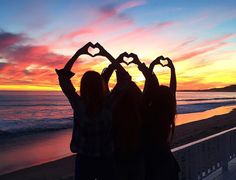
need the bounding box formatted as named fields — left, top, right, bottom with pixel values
left=1, top=109, right=236, bottom=180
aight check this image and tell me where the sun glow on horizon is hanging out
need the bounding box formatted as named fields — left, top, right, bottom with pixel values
left=0, top=0, right=235, bottom=91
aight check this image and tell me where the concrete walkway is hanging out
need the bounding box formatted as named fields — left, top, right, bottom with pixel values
left=204, top=157, right=236, bottom=180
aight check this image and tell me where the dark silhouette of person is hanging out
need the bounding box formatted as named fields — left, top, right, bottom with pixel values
left=111, top=57, right=144, bottom=180
left=93, top=45, right=144, bottom=180
left=128, top=54, right=180, bottom=180
left=55, top=42, right=116, bottom=180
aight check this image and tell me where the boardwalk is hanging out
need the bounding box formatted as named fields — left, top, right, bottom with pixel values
left=172, top=127, right=236, bottom=180
left=204, top=157, right=236, bottom=180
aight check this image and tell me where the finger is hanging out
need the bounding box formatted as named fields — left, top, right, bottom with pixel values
left=156, top=55, right=164, bottom=60
left=130, top=54, right=138, bottom=60
left=116, top=55, right=124, bottom=62
left=87, top=41, right=93, bottom=46
left=121, top=52, right=128, bottom=56
left=121, top=61, right=128, bottom=65
left=128, top=60, right=135, bottom=65
left=117, top=54, right=122, bottom=59
left=85, top=42, right=93, bottom=48
left=154, top=59, right=161, bottom=65
left=129, top=53, right=137, bottom=56
left=130, top=53, right=139, bottom=60
left=117, top=52, right=127, bottom=60
left=165, top=57, right=172, bottom=62
left=95, top=42, right=102, bottom=48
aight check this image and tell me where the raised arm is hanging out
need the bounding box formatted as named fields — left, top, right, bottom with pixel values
left=149, top=56, right=164, bottom=74
left=95, top=43, right=132, bottom=86
left=101, top=63, right=115, bottom=84
left=101, top=63, right=116, bottom=94
left=165, top=57, right=176, bottom=96
left=95, top=43, right=127, bottom=74
left=55, top=42, right=93, bottom=108
left=130, top=53, right=150, bottom=79
left=128, top=53, right=159, bottom=87
left=64, top=42, right=93, bottom=71
left=148, top=55, right=170, bottom=87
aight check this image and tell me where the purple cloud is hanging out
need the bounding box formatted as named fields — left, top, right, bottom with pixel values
left=0, top=30, right=25, bottom=50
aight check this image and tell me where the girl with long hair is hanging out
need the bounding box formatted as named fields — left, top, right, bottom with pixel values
left=129, top=54, right=180, bottom=180
left=94, top=45, right=144, bottom=180
left=56, top=42, right=116, bottom=180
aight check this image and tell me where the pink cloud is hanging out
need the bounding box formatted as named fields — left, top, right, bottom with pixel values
left=174, top=38, right=196, bottom=49
left=199, top=33, right=236, bottom=47
left=5, top=45, right=67, bottom=67
left=0, top=30, right=114, bottom=88
left=175, top=42, right=227, bottom=61
left=0, top=30, right=71, bottom=86
left=116, top=0, right=146, bottom=13
left=63, top=28, right=94, bottom=39
left=154, top=21, right=177, bottom=30
left=104, top=20, right=177, bottom=53
left=46, top=1, right=143, bottom=51
left=100, top=0, right=146, bottom=17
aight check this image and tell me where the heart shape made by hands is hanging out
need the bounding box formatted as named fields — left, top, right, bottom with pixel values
left=88, top=46, right=100, bottom=57
left=123, top=56, right=134, bottom=65
left=160, top=58, right=169, bottom=67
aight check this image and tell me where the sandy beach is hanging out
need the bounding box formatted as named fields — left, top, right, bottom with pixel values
left=1, top=107, right=236, bottom=180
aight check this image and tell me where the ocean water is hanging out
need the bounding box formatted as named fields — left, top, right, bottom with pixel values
left=0, top=91, right=236, bottom=136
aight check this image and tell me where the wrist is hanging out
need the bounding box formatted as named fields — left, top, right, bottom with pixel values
left=138, top=63, right=145, bottom=71
left=108, top=63, right=116, bottom=70
left=76, top=50, right=82, bottom=56
left=106, top=53, right=115, bottom=62
left=137, top=61, right=142, bottom=66
left=149, top=63, right=155, bottom=71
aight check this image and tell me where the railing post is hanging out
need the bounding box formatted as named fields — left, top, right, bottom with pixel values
left=173, top=128, right=236, bottom=180
left=222, top=133, right=229, bottom=172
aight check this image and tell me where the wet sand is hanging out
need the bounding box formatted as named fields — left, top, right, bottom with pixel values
left=0, top=129, right=72, bottom=175
left=173, top=107, right=236, bottom=147
left=1, top=107, right=236, bottom=180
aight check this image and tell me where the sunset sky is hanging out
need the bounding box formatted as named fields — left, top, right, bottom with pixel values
left=0, top=0, right=236, bottom=91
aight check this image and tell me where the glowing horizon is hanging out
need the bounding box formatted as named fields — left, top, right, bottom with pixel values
left=0, top=0, right=236, bottom=91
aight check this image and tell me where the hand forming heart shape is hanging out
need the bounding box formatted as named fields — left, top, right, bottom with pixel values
left=87, top=45, right=100, bottom=57
left=160, top=59, right=169, bottom=67
left=123, top=56, right=134, bottom=65
left=152, top=56, right=171, bottom=67
left=116, top=52, right=138, bottom=66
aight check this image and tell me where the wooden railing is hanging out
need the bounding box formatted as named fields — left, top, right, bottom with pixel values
left=172, top=127, right=236, bottom=180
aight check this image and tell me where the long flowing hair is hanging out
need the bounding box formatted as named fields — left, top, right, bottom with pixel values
left=80, top=71, right=107, bottom=117
left=143, top=85, right=176, bottom=144
left=112, top=82, right=143, bottom=153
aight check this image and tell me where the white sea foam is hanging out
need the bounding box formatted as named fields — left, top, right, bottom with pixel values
left=0, top=91, right=236, bottom=135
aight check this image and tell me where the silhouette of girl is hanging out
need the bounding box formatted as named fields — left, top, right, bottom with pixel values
left=93, top=46, right=144, bottom=180
left=56, top=42, right=115, bottom=180
left=129, top=54, right=180, bottom=180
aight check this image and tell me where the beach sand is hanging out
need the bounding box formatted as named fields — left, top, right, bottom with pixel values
left=173, top=108, right=236, bottom=147
left=1, top=108, right=236, bottom=180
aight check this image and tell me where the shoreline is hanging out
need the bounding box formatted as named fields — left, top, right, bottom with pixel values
left=0, top=107, right=236, bottom=179
left=173, top=107, right=236, bottom=147
left=0, top=129, right=72, bottom=175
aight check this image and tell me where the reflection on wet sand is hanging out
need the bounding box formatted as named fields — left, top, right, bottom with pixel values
left=0, top=129, right=72, bottom=175
left=176, top=105, right=236, bottom=125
